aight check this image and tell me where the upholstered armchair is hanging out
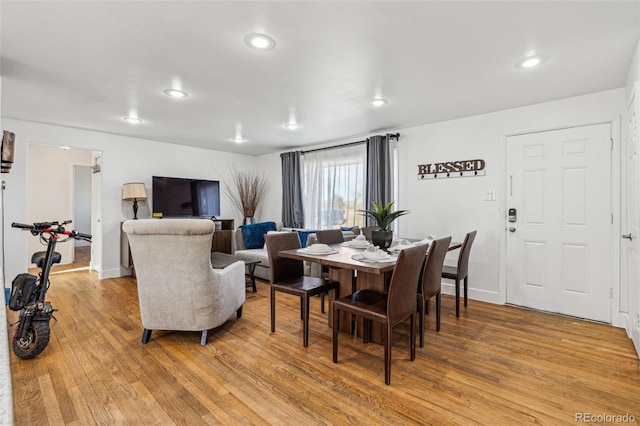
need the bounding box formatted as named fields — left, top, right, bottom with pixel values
left=123, top=219, right=246, bottom=345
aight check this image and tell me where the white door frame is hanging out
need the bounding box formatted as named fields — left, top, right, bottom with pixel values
left=499, top=116, right=622, bottom=326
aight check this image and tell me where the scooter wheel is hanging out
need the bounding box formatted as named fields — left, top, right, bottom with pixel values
left=13, top=321, right=50, bottom=359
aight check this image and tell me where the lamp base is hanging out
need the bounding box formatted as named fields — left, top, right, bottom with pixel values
left=133, top=199, right=139, bottom=220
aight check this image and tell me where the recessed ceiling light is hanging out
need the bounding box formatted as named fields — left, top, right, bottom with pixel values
left=284, top=123, right=300, bottom=130
left=123, top=116, right=142, bottom=124
left=231, top=137, right=247, bottom=144
left=518, top=55, right=547, bottom=69
left=244, top=33, right=276, bottom=50
left=368, top=98, right=388, bottom=107
left=59, top=146, right=71, bottom=150
left=164, top=88, right=189, bottom=98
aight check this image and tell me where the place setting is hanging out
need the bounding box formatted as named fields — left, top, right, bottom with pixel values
left=351, top=245, right=397, bottom=263
left=388, top=236, right=436, bottom=252
left=340, top=234, right=371, bottom=249
left=297, top=243, right=339, bottom=255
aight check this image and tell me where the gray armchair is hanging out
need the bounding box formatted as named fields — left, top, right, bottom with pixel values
left=123, top=219, right=246, bottom=345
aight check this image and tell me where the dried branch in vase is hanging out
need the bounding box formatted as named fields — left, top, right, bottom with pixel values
left=224, top=170, right=269, bottom=219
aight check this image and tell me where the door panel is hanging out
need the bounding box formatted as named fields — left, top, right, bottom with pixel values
left=625, top=88, right=640, bottom=356
left=506, top=123, right=612, bottom=322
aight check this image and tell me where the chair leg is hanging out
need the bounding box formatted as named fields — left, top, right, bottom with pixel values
left=410, top=314, right=416, bottom=361
left=332, top=305, right=340, bottom=363
left=303, top=296, right=310, bottom=347
left=384, top=324, right=392, bottom=385
left=455, top=278, right=461, bottom=318
left=236, top=305, right=243, bottom=318
left=321, top=292, right=325, bottom=313
left=271, top=287, right=276, bottom=332
left=464, top=276, right=468, bottom=307
left=435, top=293, right=441, bottom=332
left=300, top=298, right=304, bottom=320
left=200, top=330, right=208, bottom=346
left=141, top=328, right=152, bottom=344
left=418, top=296, right=426, bottom=348
left=363, top=319, right=371, bottom=343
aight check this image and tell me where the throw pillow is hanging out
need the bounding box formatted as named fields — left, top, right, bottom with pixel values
left=240, top=221, right=277, bottom=249
left=296, top=230, right=317, bottom=248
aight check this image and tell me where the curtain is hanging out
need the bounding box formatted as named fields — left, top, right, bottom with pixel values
left=302, top=144, right=365, bottom=229
left=365, top=134, right=394, bottom=226
left=280, top=151, right=304, bottom=228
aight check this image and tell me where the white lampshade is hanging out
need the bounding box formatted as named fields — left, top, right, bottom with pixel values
left=122, top=183, right=147, bottom=200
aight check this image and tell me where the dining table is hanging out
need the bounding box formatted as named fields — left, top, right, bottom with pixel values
left=278, top=238, right=462, bottom=344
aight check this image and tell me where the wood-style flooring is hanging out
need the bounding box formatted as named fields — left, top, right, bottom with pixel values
left=6, top=263, right=640, bottom=425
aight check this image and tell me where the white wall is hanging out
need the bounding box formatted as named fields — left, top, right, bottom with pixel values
left=2, top=118, right=265, bottom=281
left=259, top=88, right=626, bottom=317
left=74, top=164, right=92, bottom=247
left=26, top=145, right=92, bottom=263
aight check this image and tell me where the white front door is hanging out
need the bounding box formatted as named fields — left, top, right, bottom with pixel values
left=625, top=88, right=640, bottom=355
left=506, top=123, right=612, bottom=323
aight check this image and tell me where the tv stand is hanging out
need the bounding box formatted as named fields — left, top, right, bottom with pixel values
left=211, top=219, right=234, bottom=253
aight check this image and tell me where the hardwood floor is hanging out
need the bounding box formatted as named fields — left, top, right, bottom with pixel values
left=7, top=268, right=640, bottom=425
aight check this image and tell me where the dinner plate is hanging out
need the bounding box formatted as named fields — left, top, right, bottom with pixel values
left=351, top=254, right=396, bottom=263
left=297, top=248, right=339, bottom=255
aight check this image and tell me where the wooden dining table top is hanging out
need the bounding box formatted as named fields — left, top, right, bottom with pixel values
left=278, top=239, right=462, bottom=275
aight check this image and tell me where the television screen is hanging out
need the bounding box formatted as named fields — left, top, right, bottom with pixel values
left=152, top=176, right=220, bottom=218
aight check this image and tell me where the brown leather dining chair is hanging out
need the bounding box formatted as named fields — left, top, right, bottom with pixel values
left=442, top=230, right=477, bottom=317
left=315, top=229, right=346, bottom=312
left=265, top=232, right=340, bottom=347
left=360, top=226, right=379, bottom=241
left=417, top=236, right=451, bottom=347
left=332, top=244, right=428, bottom=385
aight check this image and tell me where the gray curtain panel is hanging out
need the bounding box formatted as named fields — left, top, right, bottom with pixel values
left=365, top=134, right=392, bottom=226
left=281, top=151, right=305, bottom=228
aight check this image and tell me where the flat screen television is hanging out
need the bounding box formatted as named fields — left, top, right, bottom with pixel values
left=152, top=176, right=220, bottom=218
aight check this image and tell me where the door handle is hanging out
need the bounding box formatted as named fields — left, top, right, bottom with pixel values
left=509, top=227, right=516, bottom=233
left=622, top=233, right=633, bottom=240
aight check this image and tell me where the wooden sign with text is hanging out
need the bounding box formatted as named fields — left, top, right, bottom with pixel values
left=417, top=159, right=486, bottom=179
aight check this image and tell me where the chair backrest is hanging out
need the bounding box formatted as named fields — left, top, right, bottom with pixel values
left=387, top=244, right=429, bottom=324
left=315, top=229, right=344, bottom=244
left=264, top=232, right=304, bottom=283
left=457, top=230, right=477, bottom=278
left=122, top=219, right=223, bottom=330
left=421, top=236, right=452, bottom=298
left=361, top=226, right=379, bottom=240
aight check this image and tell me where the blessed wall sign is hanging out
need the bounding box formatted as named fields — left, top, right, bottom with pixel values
left=417, top=159, right=486, bottom=180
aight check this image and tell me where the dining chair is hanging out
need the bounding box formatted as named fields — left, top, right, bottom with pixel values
left=441, top=230, right=477, bottom=317
left=265, top=232, right=340, bottom=347
left=332, top=244, right=428, bottom=385
left=315, top=229, right=346, bottom=312
left=417, top=236, right=451, bottom=347
left=360, top=226, right=379, bottom=241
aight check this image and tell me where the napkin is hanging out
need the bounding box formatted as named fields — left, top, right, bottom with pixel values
left=307, top=243, right=331, bottom=253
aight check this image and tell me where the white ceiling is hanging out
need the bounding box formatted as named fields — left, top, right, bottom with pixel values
left=1, top=1, right=638, bottom=156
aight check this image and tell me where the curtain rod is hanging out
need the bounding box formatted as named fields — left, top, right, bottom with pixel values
left=301, top=133, right=399, bottom=154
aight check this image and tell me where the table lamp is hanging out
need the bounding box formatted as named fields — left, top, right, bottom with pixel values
left=122, top=182, right=147, bottom=220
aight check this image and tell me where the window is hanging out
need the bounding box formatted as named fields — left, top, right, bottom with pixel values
left=302, top=144, right=366, bottom=229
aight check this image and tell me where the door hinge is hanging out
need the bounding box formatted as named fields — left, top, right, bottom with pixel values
left=611, top=138, right=614, bottom=150
left=611, top=213, right=614, bottom=224
left=610, top=287, right=613, bottom=299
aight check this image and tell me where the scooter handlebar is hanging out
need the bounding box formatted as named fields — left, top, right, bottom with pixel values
left=11, top=222, right=34, bottom=230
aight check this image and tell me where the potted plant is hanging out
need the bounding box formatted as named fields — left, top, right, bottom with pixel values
left=224, top=169, right=269, bottom=225
left=359, top=201, right=409, bottom=249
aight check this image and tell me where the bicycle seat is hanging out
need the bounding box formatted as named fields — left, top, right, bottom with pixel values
left=31, top=251, right=62, bottom=268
